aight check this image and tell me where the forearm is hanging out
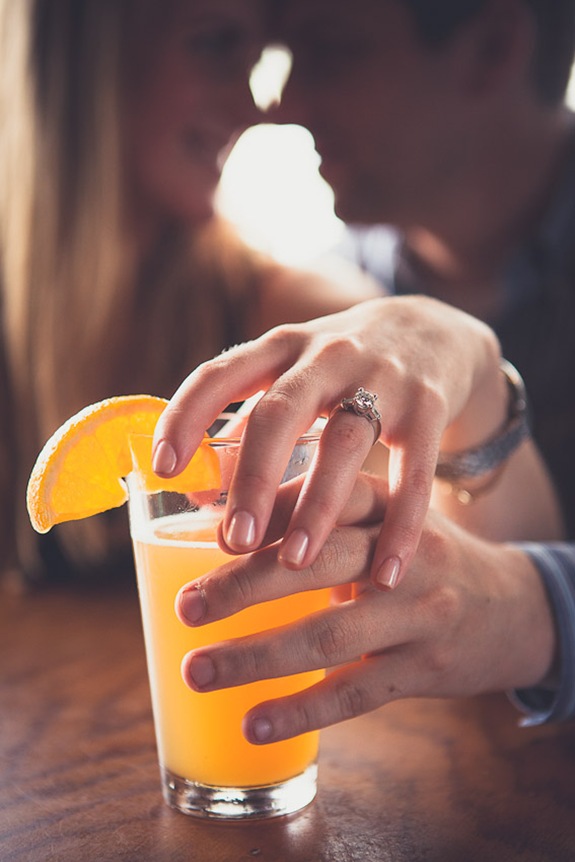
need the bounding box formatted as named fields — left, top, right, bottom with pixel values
left=432, top=440, right=565, bottom=542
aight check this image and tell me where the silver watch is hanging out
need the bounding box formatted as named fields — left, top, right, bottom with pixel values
left=435, top=359, right=530, bottom=481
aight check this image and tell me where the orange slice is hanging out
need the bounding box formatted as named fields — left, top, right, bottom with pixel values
left=26, top=395, right=220, bottom=533
left=127, top=432, right=220, bottom=494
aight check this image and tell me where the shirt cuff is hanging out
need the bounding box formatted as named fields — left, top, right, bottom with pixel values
left=507, top=543, right=575, bottom=725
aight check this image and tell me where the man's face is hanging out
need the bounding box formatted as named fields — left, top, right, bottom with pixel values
left=275, top=0, right=475, bottom=226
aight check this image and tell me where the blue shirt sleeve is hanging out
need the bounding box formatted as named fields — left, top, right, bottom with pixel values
left=508, top=543, right=575, bottom=725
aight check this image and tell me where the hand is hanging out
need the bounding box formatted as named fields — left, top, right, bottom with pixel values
left=175, top=476, right=556, bottom=743
left=153, top=295, right=508, bottom=588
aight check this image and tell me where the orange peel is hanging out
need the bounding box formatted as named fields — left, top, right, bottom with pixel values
left=26, top=395, right=219, bottom=533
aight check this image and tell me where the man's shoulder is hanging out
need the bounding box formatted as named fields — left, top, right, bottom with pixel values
left=337, top=225, right=399, bottom=289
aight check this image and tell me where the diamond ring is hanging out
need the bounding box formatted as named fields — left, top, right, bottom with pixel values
left=332, top=387, right=382, bottom=444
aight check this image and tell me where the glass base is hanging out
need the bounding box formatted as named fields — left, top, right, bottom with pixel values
left=161, top=763, right=318, bottom=820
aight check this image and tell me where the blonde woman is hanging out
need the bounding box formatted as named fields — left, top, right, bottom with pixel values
left=0, top=0, right=377, bottom=587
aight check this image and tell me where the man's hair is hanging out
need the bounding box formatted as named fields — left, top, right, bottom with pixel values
left=404, top=0, right=575, bottom=105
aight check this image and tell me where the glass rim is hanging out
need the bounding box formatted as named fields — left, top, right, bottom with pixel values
left=134, top=412, right=325, bottom=449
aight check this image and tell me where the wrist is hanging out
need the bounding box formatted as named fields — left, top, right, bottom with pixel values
left=435, top=360, right=530, bottom=503
left=482, top=544, right=557, bottom=691
left=509, top=543, right=575, bottom=725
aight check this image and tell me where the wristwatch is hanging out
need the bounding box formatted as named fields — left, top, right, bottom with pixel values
left=435, top=359, right=530, bottom=482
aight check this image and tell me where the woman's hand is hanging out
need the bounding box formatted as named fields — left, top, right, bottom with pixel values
left=154, top=295, right=515, bottom=586
left=175, top=476, right=556, bottom=743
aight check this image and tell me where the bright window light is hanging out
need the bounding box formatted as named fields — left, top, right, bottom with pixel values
left=249, top=45, right=293, bottom=112
left=216, top=46, right=344, bottom=266
left=217, top=124, right=344, bottom=265
left=568, top=64, right=575, bottom=108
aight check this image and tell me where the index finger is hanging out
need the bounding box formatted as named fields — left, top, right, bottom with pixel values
left=152, top=327, right=306, bottom=476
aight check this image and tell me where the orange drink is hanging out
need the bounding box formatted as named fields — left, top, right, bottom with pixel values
left=25, top=396, right=324, bottom=819
left=133, top=515, right=327, bottom=786
left=126, top=428, right=327, bottom=819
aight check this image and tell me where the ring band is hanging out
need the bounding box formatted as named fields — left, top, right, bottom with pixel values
left=332, top=387, right=382, bottom=444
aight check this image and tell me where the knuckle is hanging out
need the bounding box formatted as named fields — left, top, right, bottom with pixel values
left=229, top=637, right=273, bottom=684
left=252, top=388, right=295, bottom=427
left=427, top=582, right=460, bottom=626
left=290, top=698, right=318, bottom=735
left=236, top=468, right=272, bottom=497
left=416, top=385, right=450, bottom=436
left=332, top=677, right=372, bottom=721
left=190, top=360, right=221, bottom=387
left=205, top=561, right=254, bottom=613
left=392, top=377, right=448, bottom=437
left=309, top=528, right=348, bottom=584
left=311, top=619, right=343, bottom=664
left=194, top=351, right=241, bottom=384
left=219, top=651, right=248, bottom=686
left=243, top=642, right=271, bottom=681
left=312, top=334, right=364, bottom=367
left=262, top=322, right=302, bottom=349
left=303, top=488, right=338, bottom=523
left=308, top=526, right=369, bottom=585
left=306, top=610, right=361, bottom=666
left=382, top=517, right=421, bottom=553
left=421, top=638, right=456, bottom=678
left=416, top=378, right=448, bottom=415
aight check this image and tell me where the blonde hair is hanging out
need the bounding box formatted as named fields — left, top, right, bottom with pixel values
left=0, top=0, right=262, bottom=584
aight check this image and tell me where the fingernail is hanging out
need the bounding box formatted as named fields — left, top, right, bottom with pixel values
left=226, top=510, right=256, bottom=549
left=152, top=439, right=177, bottom=475
left=375, top=556, right=401, bottom=589
left=187, top=653, right=216, bottom=690
left=250, top=716, right=274, bottom=743
left=178, top=584, right=205, bottom=625
left=278, top=529, right=309, bottom=567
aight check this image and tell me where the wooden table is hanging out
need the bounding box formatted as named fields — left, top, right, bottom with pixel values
left=1, top=580, right=575, bottom=862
